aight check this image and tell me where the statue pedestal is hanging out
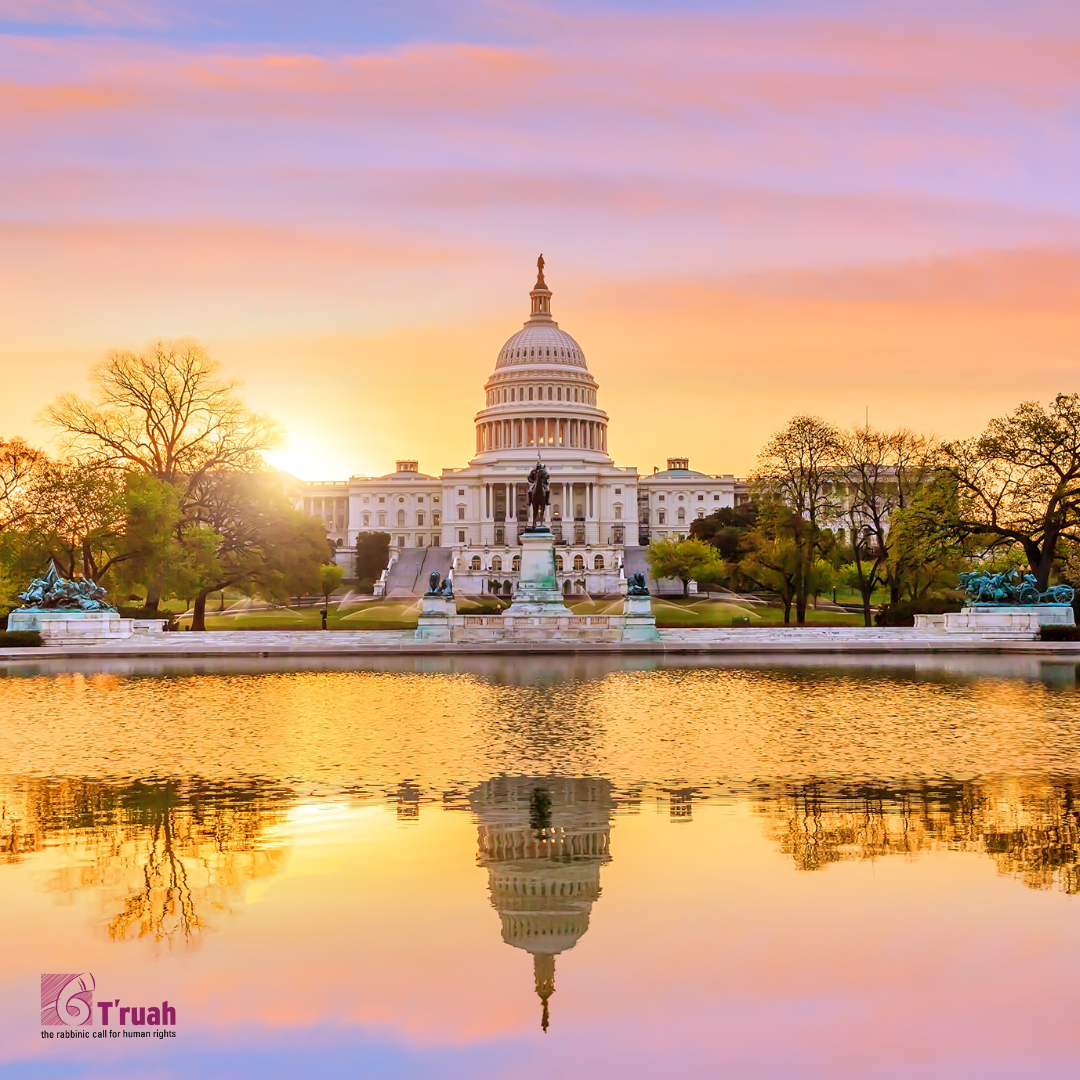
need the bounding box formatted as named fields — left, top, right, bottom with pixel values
left=621, top=593, right=660, bottom=642
left=914, top=605, right=1073, bottom=638
left=965, top=604, right=1074, bottom=627
left=8, top=609, right=133, bottom=645
left=414, top=595, right=456, bottom=642
left=505, top=529, right=569, bottom=616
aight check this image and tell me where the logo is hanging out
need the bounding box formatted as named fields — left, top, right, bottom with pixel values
left=41, top=974, right=94, bottom=1027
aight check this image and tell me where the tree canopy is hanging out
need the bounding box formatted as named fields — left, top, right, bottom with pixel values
left=941, top=393, right=1080, bottom=588
left=645, top=537, right=723, bottom=598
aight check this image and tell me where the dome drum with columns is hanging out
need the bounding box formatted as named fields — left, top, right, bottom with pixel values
left=300, top=257, right=745, bottom=597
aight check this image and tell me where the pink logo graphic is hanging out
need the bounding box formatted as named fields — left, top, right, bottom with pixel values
left=41, top=974, right=95, bottom=1027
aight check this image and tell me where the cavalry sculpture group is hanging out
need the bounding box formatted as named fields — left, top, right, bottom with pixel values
left=958, top=570, right=1074, bottom=607
left=17, top=562, right=115, bottom=612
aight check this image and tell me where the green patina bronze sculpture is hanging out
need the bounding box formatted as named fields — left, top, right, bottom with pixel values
left=958, top=570, right=1074, bottom=606
left=17, top=562, right=116, bottom=612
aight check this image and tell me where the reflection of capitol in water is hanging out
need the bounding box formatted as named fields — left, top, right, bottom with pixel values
left=469, top=776, right=613, bottom=1031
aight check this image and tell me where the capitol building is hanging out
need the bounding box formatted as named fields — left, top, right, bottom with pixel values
left=302, top=259, right=746, bottom=595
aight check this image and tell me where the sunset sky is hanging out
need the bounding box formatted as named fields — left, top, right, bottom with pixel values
left=2, top=0, right=1079, bottom=479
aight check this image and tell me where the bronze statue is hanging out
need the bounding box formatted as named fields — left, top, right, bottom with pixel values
left=627, top=572, right=649, bottom=597
left=424, top=571, right=454, bottom=599
left=526, top=461, right=550, bottom=529
left=17, top=561, right=115, bottom=612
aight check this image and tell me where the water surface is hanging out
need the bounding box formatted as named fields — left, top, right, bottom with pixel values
left=2, top=657, right=1079, bottom=1078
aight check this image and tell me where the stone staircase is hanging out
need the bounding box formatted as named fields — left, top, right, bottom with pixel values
left=384, top=547, right=453, bottom=596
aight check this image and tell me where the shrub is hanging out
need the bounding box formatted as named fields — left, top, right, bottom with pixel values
left=117, top=606, right=158, bottom=620
left=0, top=631, right=42, bottom=647
left=1041, top=625, right=1080, bottom=642
left=876, top=597, right=962, bottom=627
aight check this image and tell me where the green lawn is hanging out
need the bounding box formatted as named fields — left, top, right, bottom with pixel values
left=652, top=596, right=864, bottom=628
left=168, top=593, right=866, bottom=631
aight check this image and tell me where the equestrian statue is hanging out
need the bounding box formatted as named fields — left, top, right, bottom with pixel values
left=526, top=460, right=551, bottom=530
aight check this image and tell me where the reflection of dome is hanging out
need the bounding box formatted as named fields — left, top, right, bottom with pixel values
left=470, top=776, right=613, bottom=1032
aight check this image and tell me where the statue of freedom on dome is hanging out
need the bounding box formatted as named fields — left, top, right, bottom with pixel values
left=526, top=461, right=551, bottom=530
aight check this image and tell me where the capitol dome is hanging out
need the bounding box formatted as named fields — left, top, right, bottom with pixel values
left=473, top=257, right=610, bottom=463
left=495, top=323, right=588, bottom=370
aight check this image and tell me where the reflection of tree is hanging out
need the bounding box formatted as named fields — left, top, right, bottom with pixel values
left=0, top=777, right=292, bottom=945
left=758, top=777, right=1080, bottom=893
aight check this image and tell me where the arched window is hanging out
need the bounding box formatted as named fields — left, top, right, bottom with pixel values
left=491, top=556, right=502, bottom=572
left=529, top=387, right=534, bottom=400
left=614, top=503, right=622, bottom=520
left=658, top=511, right=666, bottom=525
left=677, top=507, right=685, bottom=522
left=697, top=509, right=705, bottom=518
left=378, top=512, right=386, bottom=526
left=397, top=509, right=406, bottom=526
left=563, top=579, right=571, bottom=593
left=502, top=580, right=512, bottom=596
left=416, top=512, right=424, bottom=526
left=548, top=387, right=553, bottom=399
left=362, top=513, right=370, bottom=527
left=594, top=555, right=604, bottom=570
left=573, top=554, right=584, bottom=571
left=470, top=555, right=482, bottom=570
left=512, top=554, right=521, bottom=572
left=557, top=387, right=562, bottom=400
left=556, top=555, right=564, bottom=571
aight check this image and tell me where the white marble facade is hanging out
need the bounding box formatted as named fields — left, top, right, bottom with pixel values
left=301, top=260, right=747, bottom=596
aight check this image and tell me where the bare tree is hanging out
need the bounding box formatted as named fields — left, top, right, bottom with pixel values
left=0, top=437, right=48, bottom=532
left=44, top=340, right=279, bottom=497
left=753, top=415, right=841, bottom=623
left=942, top=393, right=1080, bottom=588
left=44, top=341, right=280, bottom=609
left=837, top=426, right=934, bottom=624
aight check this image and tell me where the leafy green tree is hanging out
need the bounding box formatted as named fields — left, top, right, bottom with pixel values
left=886, top=475, right=968, bottom=604
left=739, top=533, right=800, bottom=624
left=180, top=471, right=328, bottom=631
left=32, top=460, right=127, bottom=581
left=689, top=502, right=758, bottom=562
left=646, top=537, right=723, bottom=598
left=354, top=532, right=391, bottom=592
left=941, top=393, right=1080, bottom=588
left=320, top=563, right=345, bottom=606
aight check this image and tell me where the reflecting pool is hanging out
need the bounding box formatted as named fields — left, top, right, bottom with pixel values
left=3, top=656, right=1080, bottom=1078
